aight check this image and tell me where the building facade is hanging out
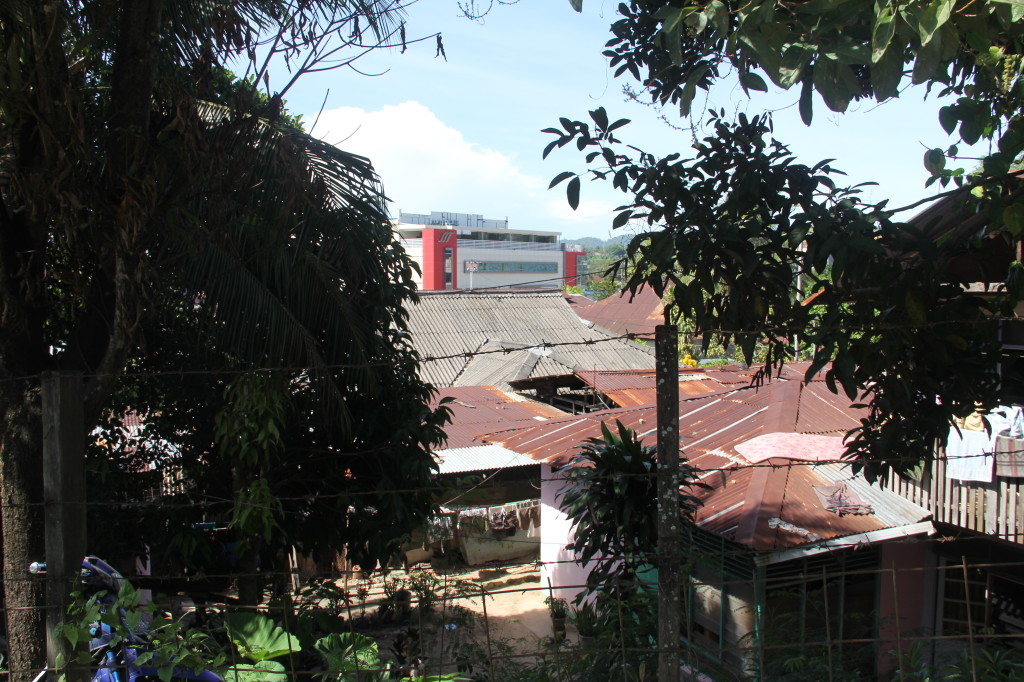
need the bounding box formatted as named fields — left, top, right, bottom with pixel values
left=394, top=210, right=586, bottom=291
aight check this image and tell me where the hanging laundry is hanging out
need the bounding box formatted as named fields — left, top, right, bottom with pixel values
left=946, top=426, right=995, bottom=483
left=489, top=504, right=519, bottom=531
left=995, top=435, right=1024, bottom=478
left=426, top=515, right=454, bottom=544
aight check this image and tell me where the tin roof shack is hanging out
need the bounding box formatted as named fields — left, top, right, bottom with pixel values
left=418, top=387, right=566, bottom=566
left=875, top=188, right=1024, bottom=662
left=482, top=376, right=935, bottom=679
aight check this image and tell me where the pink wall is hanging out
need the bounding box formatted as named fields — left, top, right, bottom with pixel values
left=877, top=542, right=935, bottom=676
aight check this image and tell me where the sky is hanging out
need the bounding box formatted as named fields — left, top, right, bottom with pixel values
left=276, top=0, right=986, bottom=241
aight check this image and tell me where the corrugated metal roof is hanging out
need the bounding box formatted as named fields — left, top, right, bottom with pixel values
left=408, top=291, right=656, bottom=388
left=572, top=287, right=664, bottom=337
left=434, top=444, right=540, bottom=474
left=480, top=379, right=930, bottom=553
left=574, top=369, right=731, bottom=407
left=431, top=386, right=567, bottom=449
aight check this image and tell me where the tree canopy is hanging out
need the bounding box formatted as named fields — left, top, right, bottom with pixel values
left=547, top=0, right=1024, bottom=481
left=0, top=1, right=445, bottom=674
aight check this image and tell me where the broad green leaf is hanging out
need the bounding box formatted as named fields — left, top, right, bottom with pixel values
left=938, top=105, right=958, bottom=134
left=871, top=45, right=904, bottom=100
left=568, top=0, right=582, bottom=11
left=224, top=661, right=287, bottom=682
left=1004, top=205, right=1024, bottom=238
left=812, top=57, right=857, bottom=112
left=549, top=171, right=575, bottom=189
left=740, top=71, right=769, bottom=93
left=612, top=210, right=633, bottom=229
left=917, top=0, right=954, bottom=46
left=959, top=105, right=987, bottom=145
left=737, top=25, right=785, bottom=86
left=705, top=1, right=729, bottom=37
left=872, top=6, right=895, bottom=62
left=999, top=117, right=1024, bottom=155
left=679, top=62, right=711, bottom=116
left=911, top=30, right=942, bottom=84
left=778, top=44, right=812, bottom=88
left=923, top=148, right=945, bottom=175
left=316, top=632, right=383, bottom=673
left=567, top=176, right=581, bottom=210
left=225, top=613, right=302, bottom=663
left=799, top=75, right=814, bottom=125
left=1009, top=260, right=1024, bottom=301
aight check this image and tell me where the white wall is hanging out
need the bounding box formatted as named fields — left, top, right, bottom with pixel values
left=540, top=464, right=593, bottom=602
left=459, top=246, right=563, bottom=291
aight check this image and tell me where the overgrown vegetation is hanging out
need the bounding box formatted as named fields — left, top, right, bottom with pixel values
left=546, top=0, right=1024, bottom=484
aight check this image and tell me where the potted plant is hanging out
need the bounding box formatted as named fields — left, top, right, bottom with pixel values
left=546, top=596, right=568, bottom=642
left=570, top=600, right=599, bottom=645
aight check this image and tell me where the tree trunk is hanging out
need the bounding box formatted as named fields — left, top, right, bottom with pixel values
left=1, top=380, right=47, bottom=681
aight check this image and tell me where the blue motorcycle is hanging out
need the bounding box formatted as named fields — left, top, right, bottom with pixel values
left=30, top=557, right=223, bottom=682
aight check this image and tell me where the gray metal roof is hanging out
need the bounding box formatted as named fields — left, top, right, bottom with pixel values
left=409, top=291, right=655, bottom=388
left=433, top=444, right=540, bottom=474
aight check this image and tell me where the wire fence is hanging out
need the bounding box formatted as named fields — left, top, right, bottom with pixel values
left=6, top=471, right=1024, bottom=682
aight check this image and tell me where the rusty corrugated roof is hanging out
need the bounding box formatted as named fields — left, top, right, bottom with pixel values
left=481, top=379, right=929, bottom=553
left=431, top=386, right=567, bottom=449
left=573, top=287, right=665, bottom=337
left=572, top=369, right=731, bottom=407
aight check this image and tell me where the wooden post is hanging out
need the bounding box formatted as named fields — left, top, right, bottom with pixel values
left=656, top=324, right=681, bottom=682
left=42, top=372, right=86, bottom=681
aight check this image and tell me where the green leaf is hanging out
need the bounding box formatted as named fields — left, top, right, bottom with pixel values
left=871, top=44, right=904, bottom=100
left=1004, top=204, right=1024, bottom=238
left=567, top=176, right=581, bottom=210
left=1008, top=260, right=1024, bottom=299
left=740, top=71, right=769, bottom=93
left=938, top=105, right=958, bottom=134
left=812, top=58, right=857, bottom=112
left=568, top=0, right=582, bottom=11
left=225, top=613, right=302, bottom=663
left=912, top=31, right=943, bottom=84
left=917, top=0, right=954, bottom=46
left=923, top=148, right=946, bottom=175
left=872, top=6, right=896, bottom=62
left=705, top=1, right=729, bottom=37
left=799, top=75, right=814, bottom=125
left=679, top=62, right=711, bottom=116
left=612, top=210, right=633, bottom=229
left=224, top=661, right=287, bottom=682
left=778, top=44, right=812, bottom=88
left=549, top=171, right=575, bottom=189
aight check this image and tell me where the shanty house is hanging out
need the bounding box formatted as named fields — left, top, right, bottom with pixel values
left=481, top=368, right=936, bottom=678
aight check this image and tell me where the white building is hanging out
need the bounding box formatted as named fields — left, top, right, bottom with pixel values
left=394, top=210, right=586, bottom=291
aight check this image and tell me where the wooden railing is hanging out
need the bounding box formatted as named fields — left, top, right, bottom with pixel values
left=885, top=442, right=1024, bottom=543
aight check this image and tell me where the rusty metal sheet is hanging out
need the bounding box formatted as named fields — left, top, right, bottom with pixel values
left=573, top=287, right=664, bottom=337
left=431, top=386, right=568, bottom=448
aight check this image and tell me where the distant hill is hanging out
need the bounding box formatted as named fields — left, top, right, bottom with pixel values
left=574, top=234, right=631, bottom=249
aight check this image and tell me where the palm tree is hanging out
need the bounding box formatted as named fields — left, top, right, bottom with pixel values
left=0, top=1, right=439, bottom=676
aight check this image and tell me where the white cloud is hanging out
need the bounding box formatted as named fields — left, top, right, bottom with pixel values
left=311, top=101, right=614, bottom=238
left=313, top=102, right=540, bottom=215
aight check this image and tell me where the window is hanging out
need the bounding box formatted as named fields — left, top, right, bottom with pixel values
left=443, top=248, right=453, bottom=289
left=465, top=261, right=558, bottom=273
